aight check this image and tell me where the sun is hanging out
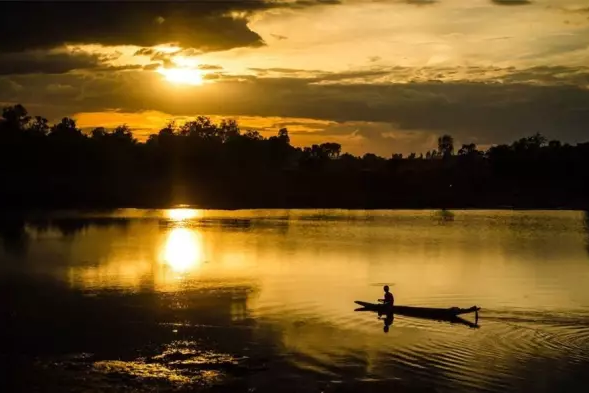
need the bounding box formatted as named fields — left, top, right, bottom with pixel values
left=158, top=67, right=203, bottom=86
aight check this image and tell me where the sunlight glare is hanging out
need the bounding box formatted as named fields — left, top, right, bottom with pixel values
left=158, top=67, right=203, bottom=86
left=167, top=208, right=201, bottom=221
left=153, top=45, right=182, bottom=54
left=172, top=56, right=199, bottom=68
left=161, top=228, right=203, bottom=273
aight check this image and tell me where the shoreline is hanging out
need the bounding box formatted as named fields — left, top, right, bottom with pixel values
left=2, top=204, right=588, bottom=214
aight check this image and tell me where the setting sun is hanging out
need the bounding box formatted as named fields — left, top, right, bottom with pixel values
left=157, top=67, right=203, bottom=86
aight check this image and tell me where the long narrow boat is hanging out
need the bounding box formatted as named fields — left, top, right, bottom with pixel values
left=354, top=301, right=480, bottom=318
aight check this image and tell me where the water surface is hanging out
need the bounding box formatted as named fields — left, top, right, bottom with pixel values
left=2, top=209, right=589, bottom=392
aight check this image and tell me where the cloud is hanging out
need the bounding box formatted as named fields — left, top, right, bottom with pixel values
left=270, top=34, right=288, bottom=40
left=404, top=0, right=438, bottom=5
left=203, top=73, right=222, bottom=81
left=0, top=50, right=103, bottom=75
left=0, top=2, right=262, bottom=53
left=0, top=78, right=24, bottom=103
left=249, top=67, right=325, bottom=76
left=491, top=0, right=532, bottom=5
left=143, top=64, right=162, bottom=71
left=4, top=65, right=589, bottom=154
left=246, top=64, right=589, bottom=85
left=0, top=1, right=342, bottom=54
left=45, top=84, right=77, bottom=99
left=198, top=64, right=224, bottom=71
left=133, top=48, right=156, bottom=57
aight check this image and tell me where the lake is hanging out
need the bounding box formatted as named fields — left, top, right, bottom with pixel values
left=2, top=209, right=589, bottom=392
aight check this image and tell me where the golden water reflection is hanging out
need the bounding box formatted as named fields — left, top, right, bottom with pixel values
left=167, top=208, right=202, bottom=221
left=5, top=210, right=589, bottom=392
left=161, top=228, right=203, bottom=274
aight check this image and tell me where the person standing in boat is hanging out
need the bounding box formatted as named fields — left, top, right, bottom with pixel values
left=380, top=285, right=394, bottom=305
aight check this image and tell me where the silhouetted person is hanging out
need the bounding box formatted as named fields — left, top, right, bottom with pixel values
left=379, top=285, right=394, bottom=306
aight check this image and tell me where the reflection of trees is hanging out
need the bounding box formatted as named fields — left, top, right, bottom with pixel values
left=159, top=217, right=290, bottom=234
left=31, top=218, right=129, bottom=237
left=2, top=104, right=589, bottom=208
left=0, top=216, right=29, bottom=255
left=0, top=216, right=130, bottom=255
left=435, top=209, right=455, bottom=224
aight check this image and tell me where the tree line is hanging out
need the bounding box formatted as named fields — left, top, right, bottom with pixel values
left=1, top=104, right=588, bottom=209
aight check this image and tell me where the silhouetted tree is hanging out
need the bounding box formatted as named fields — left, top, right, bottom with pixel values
left=220, top=119, right=240, bottom=141
left=2, top=103, right=589, bottom=210
left=91, top=127, right=107, bottom=139
left=513, top=133, right=547, bottom=152
left=321, top=143, right=341, bottom=159
left=277, top=127, right=290, bottom=144
left=112, top=124, right=135, bottom=144
left=180, top=116, right=219, bottom=140
left=549, top=140, right=562, bottom=149
left=339, top=153, right=358, bottom=167
left=28, top=116, right=50, bottom=137
left=438, top=135, right=454, bottom=158
left=458, top=143, right=479, bottom=156
left=50, top=117, right=83, bottom=139
left=1, top=104, right=30, bottom=130
left=244, top=129, right=263, bottom=140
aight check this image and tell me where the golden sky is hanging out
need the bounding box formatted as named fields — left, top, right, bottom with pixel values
left=1, top=0, right=588, bottom=155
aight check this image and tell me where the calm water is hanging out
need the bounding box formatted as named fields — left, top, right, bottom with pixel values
left=2, top=209, right=589, bottom=392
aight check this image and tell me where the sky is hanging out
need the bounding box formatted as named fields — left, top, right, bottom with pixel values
left=1, top=0, right=588, bottom=155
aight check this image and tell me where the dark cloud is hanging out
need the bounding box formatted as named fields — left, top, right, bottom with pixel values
left=0, top=2, right=260, bottom=53
left=405, top=0, right=437, bottom=5
left=0, top=50, right=103, bottom=75
left=198, top=64, right=224, bottom=71
left=294, top=0, right=342, bottom=6
left=309, top=69, right=393, bottom=82
left=498, top=66, right=589, bottom=86
left=248, top=68, right=391, bottom=81
left=203, top=73, right=223, bottom=81
left=491, top=0, right=532, bottom=5
left=143, top=64, right=162, bottom=71
left=249, top=67, right=324, bottom=75
left=0, top=78, right=24, bottom=102
left=0, top=1, right=341, bottom=54
left=370, top=0, right=437, bottom=4
left=97, top=64, right=146, bottom=72
left=133, top=48, right=156, bottom=57
left=270, top=34, right=288, bottom=40
left=3, top=66, right=589, bottom=150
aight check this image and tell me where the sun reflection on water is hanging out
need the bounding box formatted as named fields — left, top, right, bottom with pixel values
left=167, top=208, right=202, bottom=221
left=161, top=228, right=203, bottom=273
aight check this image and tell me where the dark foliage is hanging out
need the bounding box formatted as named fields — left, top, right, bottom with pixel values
left=1, top=105, right=588, bottom=209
